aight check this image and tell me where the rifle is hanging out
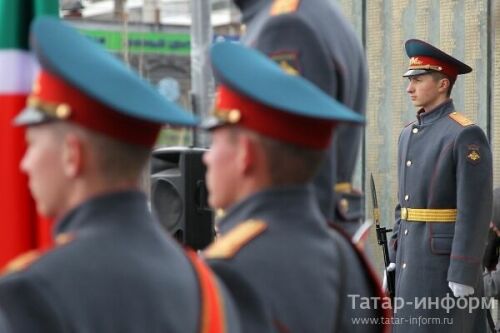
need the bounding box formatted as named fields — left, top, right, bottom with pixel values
left=369, top=173, right=395, bottom=299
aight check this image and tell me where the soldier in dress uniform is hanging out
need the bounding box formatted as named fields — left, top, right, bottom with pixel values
left=0, top=17, right=248, bottom=333
left=202, top=41, right=388, bottom=333
left=388, top=39, right=493, bottom=332
left=231, top=0, right=368, bottom=233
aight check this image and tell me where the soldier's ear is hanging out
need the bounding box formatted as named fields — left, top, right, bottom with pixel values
left=61, top=132, right=84, bottom=178
left=238, top=133, right=263, bottom=177
left=239, top=133, right=254, bottom=176
left=438, top=77, right=450, bottom=93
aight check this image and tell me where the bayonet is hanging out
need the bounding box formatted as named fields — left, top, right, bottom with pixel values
left=370, top=173, right=395, bottom=299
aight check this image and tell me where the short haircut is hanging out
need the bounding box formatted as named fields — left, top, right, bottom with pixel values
left=430, top=71, right=454, bottom=97
left=228, top=127, right=325, bottom=186
left=54, top=122, right=151, bottom=184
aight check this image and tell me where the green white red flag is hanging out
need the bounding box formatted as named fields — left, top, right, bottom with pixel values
left=0, top=0, right=59, bottom=266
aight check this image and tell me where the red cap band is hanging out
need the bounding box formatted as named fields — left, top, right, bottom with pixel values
left=408, top=56, right=459, bottom=82
left=216, top=85, right=335, bottom=149
left=33, top=70, right=161, bottom=146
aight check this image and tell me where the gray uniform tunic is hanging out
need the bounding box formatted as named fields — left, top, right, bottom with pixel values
left=389, top=100, right=492, bottom=332
left=0, top=309, right=11, bottom=333
left=0, top=191, right=242, bottom=333
left=207, top=185, right=384, bottom=333
left=233, top=0, right=368, bottom=227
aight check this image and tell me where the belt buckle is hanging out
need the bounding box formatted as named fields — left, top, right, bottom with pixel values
left=401, top=207, right=408, bottom=220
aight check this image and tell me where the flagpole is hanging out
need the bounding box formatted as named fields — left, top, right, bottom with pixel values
left=190, top=0, right=213, bottom=148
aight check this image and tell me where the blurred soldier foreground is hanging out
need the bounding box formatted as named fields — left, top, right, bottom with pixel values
left=389, top=39, right=493, bottom=333
left=202, top=41, right=388, bottom=333
left=0, top=17, right=246, bottom=333
left=232, top=0, right=368, bottom=233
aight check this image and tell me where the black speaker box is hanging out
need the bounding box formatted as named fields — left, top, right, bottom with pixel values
left=150, top=147, right=214, bottom=250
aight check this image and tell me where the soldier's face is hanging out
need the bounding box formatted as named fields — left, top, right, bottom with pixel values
left=203, top=128, right=242, bottom=210
left=406, top=74, right=443, bottom=111
left=20, top=124, right=68, bottom=218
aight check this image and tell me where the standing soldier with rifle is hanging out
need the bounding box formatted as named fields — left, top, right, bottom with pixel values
left=388, top=39, right=492, bottom=332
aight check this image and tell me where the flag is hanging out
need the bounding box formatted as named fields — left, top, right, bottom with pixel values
left=0, top=0, right=59, bottom=266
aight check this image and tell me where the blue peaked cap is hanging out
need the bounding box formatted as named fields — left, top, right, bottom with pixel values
left=208, top=41, right=364, bottom=124
left=403, top=39, right=472, bottom=79
left=15, top=16, right=197, bottom=146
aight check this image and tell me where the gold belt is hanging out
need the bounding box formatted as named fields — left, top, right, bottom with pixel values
left=400, top=208, right=457, bottom=222
left=334, top=182, right=352, bottom=193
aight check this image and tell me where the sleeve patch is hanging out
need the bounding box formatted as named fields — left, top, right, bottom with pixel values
left=204, top=220, right=267, bottom=259
left=466, top=144, right=481, bottom=165
left=269, top=51, right=300, bottom=76
left=449, top=112, right=474, bottom=127
left=270, top=0, right=301, bottom=16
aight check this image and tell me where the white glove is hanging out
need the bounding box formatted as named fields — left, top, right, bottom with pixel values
left=382, top=263, right=396, bottom=291
left=448, top=281, right=474, bottom=297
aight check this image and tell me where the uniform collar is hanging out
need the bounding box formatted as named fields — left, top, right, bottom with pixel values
left=416, top=99, right=454, bottom=125
left=217, top=184, right=321, bottom=233
left=54, top=190, right=149, bottom=235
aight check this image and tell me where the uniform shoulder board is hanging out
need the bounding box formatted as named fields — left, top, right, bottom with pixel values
left=204, top=219, right=267, bottom=259
left=1, top=232, right=76, bottom=276
left=2, top=250, right=42, bottom=276
left=55, top=232, right=76, bottom=246
left=270, top=0, right=301, bottom=16
left=270, top=51, right=300, bottom=76
left=449, top=111, right=474, bottom=127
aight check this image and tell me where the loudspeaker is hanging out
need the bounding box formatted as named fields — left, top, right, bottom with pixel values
left=150, top=147, right=214, bottom=250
